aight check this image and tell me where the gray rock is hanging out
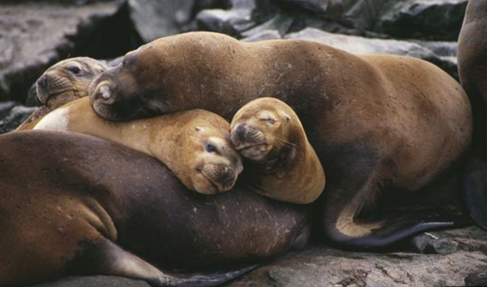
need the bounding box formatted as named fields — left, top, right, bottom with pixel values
left=241, top=30, right=282, bottom=42
left=275, top=0, right=388, bottom=31
left=241, top=14, right=294, bottom=39
left=127, top=0, right=195, bottom=42
left=224, top=227, right=487, bottom=287
left=196, top=8, right=255, bottom=37
left=285, top=28, right=458, bottom=78
left=376, top=0, right=468, bottom=41
left=0, top=0, right=134, bottom=104
left=27, top=275, right=149, bottom=287
left=196, top=0, right=281, bottom=38
left=0, top=104, right=36, bottom=133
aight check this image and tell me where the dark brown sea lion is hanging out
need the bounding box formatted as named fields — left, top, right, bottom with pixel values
left=33, top=97, right=243, bottom=194
left=16, top=57, right=107, bottom=130
left=230, top=97, right=325, bottom=204
left=88, top=31, right=472, bottom=248
left=457, top=0, right=487, bottom=231
left=0, top=131, right=309, bottom=286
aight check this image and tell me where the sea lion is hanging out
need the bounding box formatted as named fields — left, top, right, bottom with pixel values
left=457, top=0, right=487, bottom=231
left=16, top=57, right=107, bottom=130
left=88, top=31, right=472, bottom=248
left=0, top=131, right=309, bottom=286
left=230, top=97, right=325, bottom=204
left=33, top=97, right=242, bottom=195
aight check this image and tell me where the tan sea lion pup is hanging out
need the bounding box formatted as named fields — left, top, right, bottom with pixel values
left=87, top=32, right=472, bottom=248
left=34, top=97, right=243, bottom=194
left=231, top=97, right=325, bottom=204
left=16, top=57, right=107, bottom=130
left=0, top=131, right=309, bottom=286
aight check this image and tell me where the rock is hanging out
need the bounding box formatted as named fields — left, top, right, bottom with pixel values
left=241, top=14, right=294, bottom=39
left=0, top=0, right=139, bottom=104
left=0, top=104, right=36, bottom=133
left=224, top=227, right=487, bottom=287
left=275, top=0, right=388, bottom=31
left=241, top=30, right=282, bottom=42
left=0, top=101, right=17, bottom=119
left=196, top=0, right=281, bottom=38
left=285, top=28, right=458, bottom=78
left=27, top=275, right=149, bottom=287
left=127, top=0, right=195, bottom=42
left=376, top=0, right=468, bottom=41
left=196, top=8, right=255, bottom=37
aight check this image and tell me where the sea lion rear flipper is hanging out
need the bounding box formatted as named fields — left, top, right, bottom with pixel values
left=68, top=238, right=258, bottom=287
left=319, top=145, right=471, bottom=249
left=464, top=157, right=487, bottom=231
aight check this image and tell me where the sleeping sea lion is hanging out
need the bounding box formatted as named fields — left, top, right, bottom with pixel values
left=231, top=97, right=325, bottom=204
left=0, top=131, right=309, bottom=286
left=16, top=57, right=107, bottom=130
left=33, top=97, right=242, bottom=195
left=87, top=31, right=472, bottom=248
left=457, top=0, right=487, bottom=231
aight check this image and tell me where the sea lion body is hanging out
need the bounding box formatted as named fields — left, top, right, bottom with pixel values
left=0, top=131, right=309, bottom=286
left=16, top=57, right=107, bottom=130
left=33, top=97, right=243, bottom=194
left=90, top=32, right=472, bottom=247
left=231, top=97, right=325, bottom=204
left=457, top=0, right=487, bottom=231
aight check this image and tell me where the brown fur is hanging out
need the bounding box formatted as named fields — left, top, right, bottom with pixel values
left=231, top=97, right=325, bottom=204
left=0, top=131, right=309, bottom=286
left=33, top=97, right=242, bottom=195
left=458, top=0, right=487, bottom=153
left=89, top=32, right=472, bottom=245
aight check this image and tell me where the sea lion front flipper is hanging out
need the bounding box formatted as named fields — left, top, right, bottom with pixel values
left=464, top=157, right=487, bottom=231
left=67, top=238, right=258, bottom=287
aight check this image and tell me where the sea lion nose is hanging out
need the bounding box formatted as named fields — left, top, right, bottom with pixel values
left=37, top=76, right=48, bottom=88
left=235, top=124, right=247, bottom=141
left=218, top=170, right=236, bottom=189
left=95, top=85, right=111, bottom=101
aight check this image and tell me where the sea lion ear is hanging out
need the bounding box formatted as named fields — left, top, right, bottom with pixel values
left=283, top=113, right=291, bottom=123
left=195, top=127, right=203, bottom=132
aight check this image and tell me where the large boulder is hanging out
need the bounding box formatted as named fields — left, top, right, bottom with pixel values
left=0, top=0, right=139, bottom=104
left=275, top=0, right=388, bottom=32
left=375, top=0, right=468, bottom=41
left=227, top=226, right=487, bottom=287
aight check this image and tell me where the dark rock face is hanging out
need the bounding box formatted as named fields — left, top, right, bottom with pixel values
left=2, top=0, right=485, bottom=286
left=0, top=0, right=141, bottom=103
left=376, top=0, right=468, bottom=41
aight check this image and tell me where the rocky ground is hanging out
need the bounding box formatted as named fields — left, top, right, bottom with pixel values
left=2, top=0, right=487, bottom=286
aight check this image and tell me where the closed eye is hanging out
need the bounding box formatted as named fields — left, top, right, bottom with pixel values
left=260, top=118, right=276, bottom=124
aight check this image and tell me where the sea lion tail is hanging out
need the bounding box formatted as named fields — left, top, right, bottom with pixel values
left=464, top=156, right=487, bottom=231
left=151, top=263, right=259, bottom=287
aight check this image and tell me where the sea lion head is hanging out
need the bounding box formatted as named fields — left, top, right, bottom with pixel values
left=180, top=111, right=244, bottom=194
left=230, top=97, right=296, bottom=163
left=36, top=57, right=107, bottom=110
left=89, top=44, right=179, bottom=121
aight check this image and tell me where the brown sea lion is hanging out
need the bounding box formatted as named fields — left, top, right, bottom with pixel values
left=33, top=97, right=242, bottom=195
left=457, top=0, right=487, bottom=231
left=230, top=97, right=325, bottom=204
left=16, top=57, right=107, bottom=130
left=88, top=31, right=472, bottom=248
left=0, top=131, right=309, bottom=286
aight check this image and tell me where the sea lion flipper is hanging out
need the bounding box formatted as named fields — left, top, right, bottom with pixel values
left=464, top=157, right=487, bottom=231
left=68, top=238, right=258, bottom=287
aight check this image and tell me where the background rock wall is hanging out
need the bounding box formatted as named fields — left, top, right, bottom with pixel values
left=2, top=1, right=486, bottom=286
